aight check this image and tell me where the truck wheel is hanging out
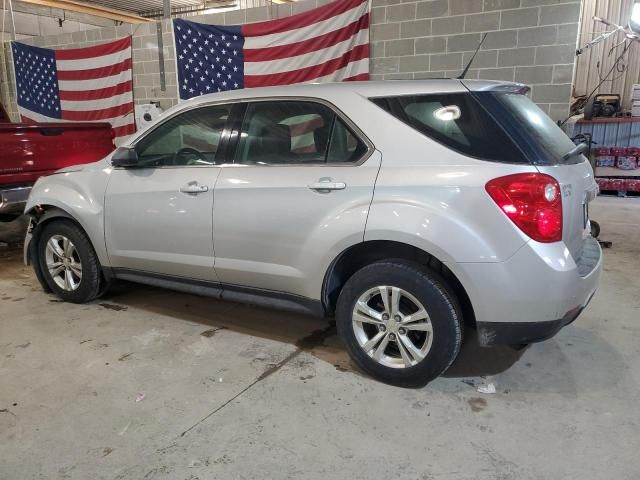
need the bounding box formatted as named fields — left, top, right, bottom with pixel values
left=37, top=220, right=102, bottom=303
left=335, top=261, right=462, bottom=388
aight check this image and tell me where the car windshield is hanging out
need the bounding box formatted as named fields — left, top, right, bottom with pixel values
left=486, top=93, right=581, bottom=165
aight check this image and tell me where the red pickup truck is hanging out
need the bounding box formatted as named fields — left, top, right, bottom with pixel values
left=0, top=115, right=116, bottom=222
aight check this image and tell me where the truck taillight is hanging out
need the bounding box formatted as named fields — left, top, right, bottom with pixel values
left=486, top=173, right=562, bottom=243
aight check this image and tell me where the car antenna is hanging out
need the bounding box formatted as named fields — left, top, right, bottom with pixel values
left=458, top=33, right=488, bottom=79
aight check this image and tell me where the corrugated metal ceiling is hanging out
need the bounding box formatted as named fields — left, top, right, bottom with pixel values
left=85, top=0, right=212, bottom=15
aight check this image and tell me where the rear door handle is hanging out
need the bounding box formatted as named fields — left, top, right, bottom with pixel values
left=180, top=182, right=209, bottom=194
left=308, top=181, right=346, bottom=191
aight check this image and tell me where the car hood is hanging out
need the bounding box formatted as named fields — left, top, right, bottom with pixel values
left=52, top=157, right=112, bottom=175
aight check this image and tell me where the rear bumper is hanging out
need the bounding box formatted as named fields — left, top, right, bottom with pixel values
left=454, top=236, right=602, bottom=346
left=476, top=293, right=593, bottom=346
left=0, top=185, right=31, bottom=216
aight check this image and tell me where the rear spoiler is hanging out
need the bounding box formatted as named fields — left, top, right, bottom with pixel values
left=460, top=80, right=531, bottom=95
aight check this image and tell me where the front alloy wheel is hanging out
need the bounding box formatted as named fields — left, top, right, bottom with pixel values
left=37, top=219, right=103, bottom=303
left=45, top=235, right=83, bottom=291
left=352, top=286, right=433, bottom=368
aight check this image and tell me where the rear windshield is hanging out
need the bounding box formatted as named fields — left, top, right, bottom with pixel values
left=484, top=92, right=581, bottom=165
left=370, top=93, right=527, bottom=164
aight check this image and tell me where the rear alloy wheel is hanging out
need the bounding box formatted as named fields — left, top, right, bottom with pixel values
left=352, top=286, right=433, bottom=369
left=336, top=261, right=462, bottom=387
left=37, top=220, right=102, bottom=303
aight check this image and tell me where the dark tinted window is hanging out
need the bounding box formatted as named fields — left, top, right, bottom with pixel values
left=371, top=94, right=527, bottom=163
left=237, top=101, right=333, bottom=165
left=236, top=101, right=367, bottom=165
left=486, top=93, right=580, bottom=165
left=135, top=105, right=231, bottom=167
left=327, top=118, right=368, bottom=163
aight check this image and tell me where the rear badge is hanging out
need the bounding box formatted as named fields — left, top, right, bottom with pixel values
left=562, top=184, right=572, bottom=197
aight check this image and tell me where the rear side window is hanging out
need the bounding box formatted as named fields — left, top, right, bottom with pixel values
left=328, top=118, right=368, bottom=163
left=484, top=93, right=581, bottom=165
left=371, top=94, right=527, bottom=164
left=236, top=101, right=367, bottom=165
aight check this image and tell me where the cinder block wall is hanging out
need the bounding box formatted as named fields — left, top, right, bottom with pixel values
left=1, top=0, right=581, bottom=122
left=370, top=0, right=581, bottom=119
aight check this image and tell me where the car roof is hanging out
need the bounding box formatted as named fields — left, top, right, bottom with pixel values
left=125, top=79, right=525, bottom=145
left=178, top=79, right=523, bottom=108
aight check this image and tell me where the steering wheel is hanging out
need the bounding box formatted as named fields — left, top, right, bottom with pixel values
left=173, top=147, right=208, bottom=165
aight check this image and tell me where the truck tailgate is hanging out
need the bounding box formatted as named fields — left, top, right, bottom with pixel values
left=0, top=123, right=115, bottom=186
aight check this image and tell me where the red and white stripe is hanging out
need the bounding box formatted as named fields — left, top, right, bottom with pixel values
left=242, top=0, right=370, bottom=87
left=19, top=37, right=136, bottom=142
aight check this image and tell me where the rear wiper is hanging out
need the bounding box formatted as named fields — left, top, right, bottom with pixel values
left=562, top=142, right=588, bottom=161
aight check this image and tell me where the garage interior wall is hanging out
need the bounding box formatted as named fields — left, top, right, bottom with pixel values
left=0, top=0, right=118, bottom=41
left=574, top=0, right=640, bottom=109
left=1, top=0, right=582, bottom=122
left=371, top=0, right=582, bottom=120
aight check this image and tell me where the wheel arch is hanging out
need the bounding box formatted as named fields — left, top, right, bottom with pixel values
left=25, top=199, right=109, bottom=267
left=25, top=205, right=80, bottom=261
left=25, top=205, right=107, bottom=292
left=321, top=240, right=475, bottom=327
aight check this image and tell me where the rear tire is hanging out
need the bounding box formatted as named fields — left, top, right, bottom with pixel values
left=37, top=220, right=102, bottom=303
left=336, top=261, right=462, bottom=388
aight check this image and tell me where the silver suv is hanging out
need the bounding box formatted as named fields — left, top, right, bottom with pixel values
left=24, top=80, right=602, bottom=387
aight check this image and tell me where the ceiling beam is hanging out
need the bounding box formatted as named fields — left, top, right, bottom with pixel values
left=17, top=0, right=151, bottom=23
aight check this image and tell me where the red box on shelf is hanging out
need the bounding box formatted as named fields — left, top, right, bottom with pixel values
left=625, top=179, right=640, bottom=191
left=596, top=178, right=612, bottom=190
left=609, top=178, right=626, bottom=190
left=611, top=146, right=628, bottom=157
left=595, top=147, right=615, bottom=167
left=617, top=156, right=638, bottom=170
left=626, top=147, right=640, bottom=156
left=617, top=147, right=639, bottom=170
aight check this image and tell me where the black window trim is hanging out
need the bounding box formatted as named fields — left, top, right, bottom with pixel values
left=128, top=96, right=375, bottom=169
left=220, top=97, right=374, bottom=167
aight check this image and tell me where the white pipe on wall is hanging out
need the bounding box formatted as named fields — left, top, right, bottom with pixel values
left=7, top=0, right=15, bottom=41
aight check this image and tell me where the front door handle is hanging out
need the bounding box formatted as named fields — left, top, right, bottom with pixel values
left=308, top=180, right=347, bottom=192
left=180, top=181, right=209, bottom=194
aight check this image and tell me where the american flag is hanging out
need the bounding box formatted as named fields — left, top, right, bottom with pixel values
left=174, top=0, right=369, bottom=101
left=11, top=37, right=136, bottom=140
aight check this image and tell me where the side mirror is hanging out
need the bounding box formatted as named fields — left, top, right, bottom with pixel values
left=111, top=147, right=139, bottom=168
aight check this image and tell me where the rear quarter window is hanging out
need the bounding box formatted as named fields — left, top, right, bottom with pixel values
left=481, top=92, right=581, bottom=165
left=371, top=93, right=528, bottom=164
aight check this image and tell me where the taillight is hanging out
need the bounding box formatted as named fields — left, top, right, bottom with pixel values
left=485, top=173, right=563, bottom=243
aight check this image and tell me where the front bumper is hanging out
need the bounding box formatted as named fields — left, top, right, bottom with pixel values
left=454, top=236, right=602, bottom=347
left=24, top=217, right=35, bottom=265
left=0, top=185, right=32, bottom=216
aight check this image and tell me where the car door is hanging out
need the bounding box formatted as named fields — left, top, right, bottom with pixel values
left=212, top=99, right=381, bottom=299
left=104, top=104, right=232, bottom=281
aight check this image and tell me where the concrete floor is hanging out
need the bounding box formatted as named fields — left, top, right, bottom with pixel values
left=1, top=196, right=639, bottom=480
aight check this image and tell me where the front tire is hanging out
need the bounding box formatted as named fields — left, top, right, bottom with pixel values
left=336, top=261, right=462, bottom=388
left=37, top=220, right=102, bottom=303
